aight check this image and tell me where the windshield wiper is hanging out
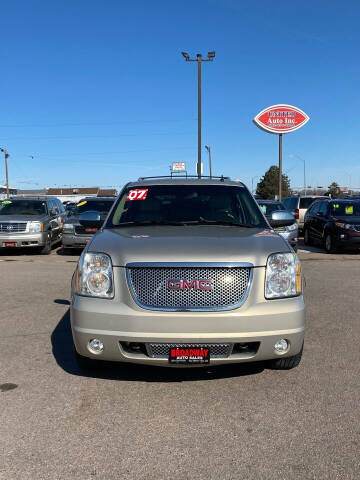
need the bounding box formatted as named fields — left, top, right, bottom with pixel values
left=178, top=219, right=255, bottom=228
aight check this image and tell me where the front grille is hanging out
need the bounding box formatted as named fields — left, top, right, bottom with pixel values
left=274, top=226, right=286, bottom=232
left=147, top=343, right=233, bottom=359
left=127, top=264, right=252, bottom=311
left=0, top=222, right=27, bottom=233
left=354, top=225, right=360, bottom=232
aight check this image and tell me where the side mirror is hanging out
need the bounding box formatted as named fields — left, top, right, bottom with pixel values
left=79, top=210, right=103, bottom=229
left=269, top=210, right=295, bottom=228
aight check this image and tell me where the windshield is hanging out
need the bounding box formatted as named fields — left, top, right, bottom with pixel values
left=330, top=202, right=360, bottom=217
left=0, top=199, right=48, bottom=216
left=74, top=199, right=114, bottom=216
left=299, top=197, right=322, bottom=209
left=258, top=202, right=284, bottom=216
left=106, top=184, right=267, bottom=228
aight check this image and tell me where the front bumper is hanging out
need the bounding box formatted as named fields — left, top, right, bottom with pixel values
left=71, top=266, right=305, bottom=366
left=62, top=233, right=92, bottom=248
left=0, top=232, right=47, bottom=248
left=337, top=233, right=360, bottom=248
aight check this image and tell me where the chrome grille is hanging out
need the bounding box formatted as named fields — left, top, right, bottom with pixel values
left=147, top=343, right=233, bottom=358
left=127, top=264, right=252, bottom=311
left=0, top=222, right=27, bottom=233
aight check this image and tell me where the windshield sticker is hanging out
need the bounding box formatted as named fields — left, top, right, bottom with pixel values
left=77, top=201, right=87, bottom=207
left=345, top=205, right=354, bottom=215
left=126, top=189, right=148, bottom=201
left=333, top=204, right=339, bottom=209
left=1, top=200, right=12, bottom=204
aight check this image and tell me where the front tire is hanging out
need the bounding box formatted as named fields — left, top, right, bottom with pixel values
left=39, top=233, right=52, bottom=255
left=325, top=233, right=337, bottom=253
left=303, top=228, right=311, bottom=246
left=268, top=345, right=303, bottom=370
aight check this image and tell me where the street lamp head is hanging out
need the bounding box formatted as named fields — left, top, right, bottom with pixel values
left=207, top=51, right=215, bottom=59
left=205, top=145, right=210, bottom=151
left=181, top=51, right=190, bottom=60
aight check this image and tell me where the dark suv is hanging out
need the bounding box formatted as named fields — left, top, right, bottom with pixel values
left=304, top=198, right=360, bottom=253
left=0, top=196, right=66, bottom=254
left=62, top=197, right=115, bottom=250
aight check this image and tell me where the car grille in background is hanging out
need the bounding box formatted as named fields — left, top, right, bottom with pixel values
left=127, top=265, right=252, bottom=310
left=274, top=226, right=286, bottom=232
left=146, top=343, right=233, bottom=358
left=74, top=225, right=97, bottom=235
left=0, top=222, right=27, bottom=233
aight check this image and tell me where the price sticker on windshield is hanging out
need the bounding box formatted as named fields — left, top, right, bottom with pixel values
left=126, top=189, right=148, bottom=201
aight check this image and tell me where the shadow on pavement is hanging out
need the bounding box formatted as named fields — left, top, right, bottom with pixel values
left=51, top=309, right=265, bottom=382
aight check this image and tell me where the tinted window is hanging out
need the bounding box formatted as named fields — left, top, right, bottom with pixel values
left=319, top=202, right=328, bottom=215
left=0, top=199, right=48, bottom=215
left=107, top=185, right=268, bottom=228
left=283, top=197, right=298, bottom=211
left=258, top=202, right=285, bottom=216
left=75, top=199, right=114, bottom=215
left=311, top=202, right=321, bottom=215
left=300, top=197, right=319, bottom=209
left=330, top=202, right=360, bottom=216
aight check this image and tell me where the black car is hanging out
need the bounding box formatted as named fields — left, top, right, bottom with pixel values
left=61, top=197, right=115, bottom=250
left=304, top=198, right=360, bottom=253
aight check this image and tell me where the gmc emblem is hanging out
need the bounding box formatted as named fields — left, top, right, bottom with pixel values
left=167, top=279, right=213, bottom=291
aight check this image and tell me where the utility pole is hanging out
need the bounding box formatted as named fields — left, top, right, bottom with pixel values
left=205, top=145, right=212, bottom=178
left=278, top=134, right=283, bottom=201
left=0, top=148, right=10, bottom=198
left=181, top=51, right=215, bottom=179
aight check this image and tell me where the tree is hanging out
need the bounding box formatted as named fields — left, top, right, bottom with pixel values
left=327, top=182, right=341, bottom=198
left=256, top=166, right=292, bottom=199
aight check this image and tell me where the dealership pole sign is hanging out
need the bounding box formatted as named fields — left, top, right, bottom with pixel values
left=253, top=104, right=309, bottom=200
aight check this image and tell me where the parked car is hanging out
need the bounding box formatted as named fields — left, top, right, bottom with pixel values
left=257, top=199, right=298, bottom=251
left=0, top=196, right=66, bottom=254
left=71, top=177, right=305, bottom=371
left=282, top=195, right=328, bottom=233
left=62, top=197, right=115, bottom=250
left=304, top=198, right=360, bottom=253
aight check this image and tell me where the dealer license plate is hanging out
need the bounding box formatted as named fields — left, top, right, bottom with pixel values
left=3, top=242, right=16, bottom=247
left=169, top=345, right=210, bottom=364
left=85, top=228, right=97, bottom=233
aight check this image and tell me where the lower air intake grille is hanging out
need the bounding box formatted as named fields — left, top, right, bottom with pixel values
left=147, top=343, right=233, bottom=359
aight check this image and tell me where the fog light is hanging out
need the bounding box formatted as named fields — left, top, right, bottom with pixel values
left=88, top=338, right=104, bottom=354
left=274, top=339, right=289, bottom=354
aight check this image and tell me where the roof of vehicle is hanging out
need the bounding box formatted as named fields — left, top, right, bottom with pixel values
left=327, top=198, right=360, bottom=203
left=128, top=176, right=245, bottom=188
left=10, top=196, right=56, bottom=201
left=257, top=199, right=282, bottom=204
left=284, top=195, right=328, bottom=199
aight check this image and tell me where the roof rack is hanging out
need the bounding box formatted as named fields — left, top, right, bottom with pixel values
left=137, top=175, right=231, bottom=182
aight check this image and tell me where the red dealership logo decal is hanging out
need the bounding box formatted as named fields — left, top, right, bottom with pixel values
left=253, top=104, right=309, bottom=134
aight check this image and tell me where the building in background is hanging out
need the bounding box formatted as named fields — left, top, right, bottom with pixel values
left=45, top=187, right=117, bottom=203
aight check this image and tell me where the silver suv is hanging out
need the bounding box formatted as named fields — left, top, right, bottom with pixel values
left=71, top=178, right=305, bottom=370
left=0, top=196, right=65, bottom=254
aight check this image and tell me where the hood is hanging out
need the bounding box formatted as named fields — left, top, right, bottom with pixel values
left=87, top=225, right=290, bottom=267
left=332, top=216, right=360, bottom=224
left=0, top=214, right=47, bottom=222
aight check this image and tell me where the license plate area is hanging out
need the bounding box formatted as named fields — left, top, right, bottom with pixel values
left=169, top=345, right=210, bottom=364
left=3, top=242, right=16, bottom=247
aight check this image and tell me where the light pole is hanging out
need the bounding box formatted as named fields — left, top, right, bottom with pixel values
left=181, top=51, right=215, bottom=179
left=0, top=148, right=10, bottom=198
left=251, top=175, right=260, bottom=194
left=205, top=145, right=212, bottom=178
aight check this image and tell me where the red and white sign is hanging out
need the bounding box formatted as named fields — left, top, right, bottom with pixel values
left=253, top=104, right=309, bottom=134
left=126, top=189, right=148, bottom=201
left=171, top=162, right=186, bottom=172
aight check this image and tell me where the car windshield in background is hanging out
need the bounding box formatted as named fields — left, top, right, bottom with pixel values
left=0, top=200, right=48, bottom=215
left=107, top=185, right=268, bottom=228
left=258, top=202, right=285, bottom=216
left=75, top=200, right=113, bottom=215
left=330, top=202, right=360, bottom=217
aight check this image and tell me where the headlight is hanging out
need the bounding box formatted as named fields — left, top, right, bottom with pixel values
left=335, top=222, right=356, bottom=231
left=28, top=221, right=43, bottom=233
left=287, top=223, right=297, bottom=232
left=76, top=252, right=114, bottom=298
left=265, top=252, right=301, bottom=299
left=63, top=223, right=75, bottom=233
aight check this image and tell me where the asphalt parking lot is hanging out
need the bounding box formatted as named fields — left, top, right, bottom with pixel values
left=1, top=244, right=359, bottom=480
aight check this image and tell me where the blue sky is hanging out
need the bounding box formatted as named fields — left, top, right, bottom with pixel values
left=1, top=0, right=360, bottom=191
